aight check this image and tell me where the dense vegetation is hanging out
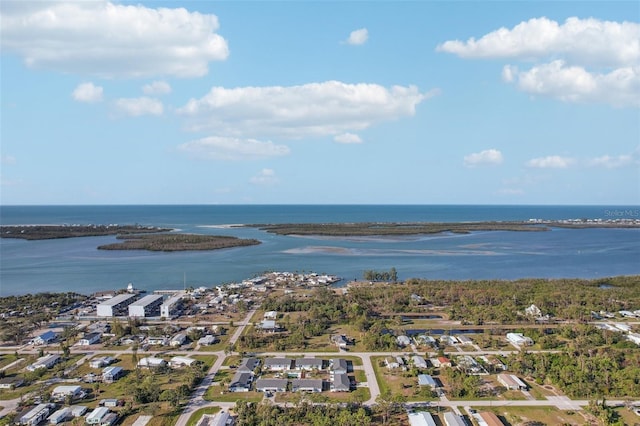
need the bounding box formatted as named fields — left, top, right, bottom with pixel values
left=0, top=292, right=87, bottom=344
left=98, top=233, right=261, bottom=252
left=248, top=220, right=639, bottom=236
left=507, top=325, right=640, bottom=398
left=248, top=221, right=548, bottom=236
left=0, top=224, right=169, bottom=240
left=233, top=400, right=376, bottom=426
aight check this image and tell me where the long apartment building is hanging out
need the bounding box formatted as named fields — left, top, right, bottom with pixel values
left=96, top=294, right=138, bottom=317
left=128, top=294, right=164, bottom=317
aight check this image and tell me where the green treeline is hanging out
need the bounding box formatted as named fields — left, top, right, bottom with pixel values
left=97, top=234, right=261, bottom=252
left=508, top=324, right=640, bottom=398
left=233, top=400, right=374, bottom=426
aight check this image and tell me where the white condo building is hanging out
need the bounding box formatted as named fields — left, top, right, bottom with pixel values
left=128, top=294, right=164, bottom=317
left=96, top=294, right=138, bottom=317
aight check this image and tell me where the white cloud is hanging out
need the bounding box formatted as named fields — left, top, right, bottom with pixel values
left=0, top=1, right=229, bottom=78
left=178, top=136, right=290, bottom=161
left=142, top=81, right=172, bottom=95
left=250, top=168, right=279, bottom=185
left=526, top=155, right=575, bottom=169
left=72, top=82, right=103, bottom=103
left=504, top=61, right=640, bottom=107
left=334, top=133, right=363, bottom=144
left=178, top=81, right=433, bottom=139
left=437, top=17, right=639, bottom=66
left=588, top=154, right=635, bottom=169
left=463, top=149, right=503, bottom=167
left=438, top=17, right=640, bottom=108
left=345, top=28, right=368, bottom=45
left=114, top=97, right=163, bottom=116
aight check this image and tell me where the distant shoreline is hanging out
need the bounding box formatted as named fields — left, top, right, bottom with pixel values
left=247, top=219, right=640, bottom=236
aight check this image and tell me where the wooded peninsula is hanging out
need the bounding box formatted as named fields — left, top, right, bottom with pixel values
left=248, top=219, right=640, bottom=236
left=0, top=225, right=261, bottom=252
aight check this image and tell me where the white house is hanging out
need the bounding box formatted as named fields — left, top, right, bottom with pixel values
left=89, top=356, right=114, bottom=369
left=20, top=404, right=52, bottom=425
left=27, top=354, right=60, bottom=371
left=408, top=411, right=437, bottom=426
left=170, top=356, right=197, bottom=368
left=102, top=366, right=124, bottom=383
left=77, top=332, right=101, bottom=346
left=417, top=374, right=437, bottom=388
left=263, top=357, right=293, bottom=371
left=85, top=407, right=110, bottom=425
left=294, top=358, right=323, bottom=371
left=48, top=408, right=71, bottom=425
left=138, top=357, right=167, bottom=369
left=412, top=355, right=428, bottom=369
left=51, top=385, right=84, bottom=401
left=255, top=378, right=288, bottom=393
left=498, top=374, right=528, bottom=390
left=170, top=333, right=187, bottom=347
left=291, top=379, right=323, bottom=392
left=198, top=335, right=218, bottom=346
left=397, top=335, right=411, bottom=347
left=506, top=332, right=533, bottom=347
left=229, top=372, right=253, bottom=392
left=264, top=311, right=278, bottom=320
left=330, top=373, right=350, bottom=392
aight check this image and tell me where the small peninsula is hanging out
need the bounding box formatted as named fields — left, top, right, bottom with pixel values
left=97, top=233, right=261, bottom=252
left=0, top=224, right=170, bottom=240
left=0, top=225, right=261, bottom=252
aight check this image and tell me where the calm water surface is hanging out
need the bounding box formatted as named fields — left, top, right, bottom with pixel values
left=1, top=205, right=638, bottom=296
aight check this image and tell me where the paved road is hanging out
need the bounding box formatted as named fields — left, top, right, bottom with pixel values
left=173, top=308, right=256, bottom=426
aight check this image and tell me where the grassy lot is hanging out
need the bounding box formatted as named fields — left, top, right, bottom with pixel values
left=185, top=406, right=221, bottom=426
left=354, top=370, right=366, bottom=383
left=478, top=406, right=585, bottom=425
left=371, top=356, right=429, bottom=401
left=222, top=355, right=242, bottom=367
left=203, top=387, right=263, bottom=403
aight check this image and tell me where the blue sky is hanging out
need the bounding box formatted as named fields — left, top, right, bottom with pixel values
left=1, top=1, right=638, bottom=205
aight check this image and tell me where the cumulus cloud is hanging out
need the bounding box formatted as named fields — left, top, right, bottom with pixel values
left=334, top=133, right=363, bottom=144
left=503, top=61, right=639, bottom=107
left=178, top=137, right=290, bottom=161
left=437, top=17, right=639, bottom=66
left=463, top=149, right=503, bottom=167
left=0, top=1, right=229, bottom=78
left=114, top=97, right=163, bottom=116
left=142, top=81, right=172, bottom=95
left=178, top=81, right=433, bottom=139
left=345, top=28, right=368, bottom=45
left=250, top=168, right=279, bottom=185
left=526, top=155, right=575, bottom=169
left=438, top=17, right=640, bottom=107
left=72, top=82, right=103, bottom=103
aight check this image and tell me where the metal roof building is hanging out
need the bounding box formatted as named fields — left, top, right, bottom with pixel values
left=96, top=294, right=138, bottom=317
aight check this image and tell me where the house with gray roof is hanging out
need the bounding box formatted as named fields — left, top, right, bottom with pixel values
left=229, top=372, right=253, bottom=392
left=263, top=357, right=293, bottom=371
left=238, top=358, right=260, bottom=373
left=330, top=373, right=350, bottom=392
left=330, top=358, right=348, bottom=375
left=291, top=379, right=323, bottom=392
left=255, top=378, right=288, bottom=393
left=294, top=358, right=323, bottom=371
